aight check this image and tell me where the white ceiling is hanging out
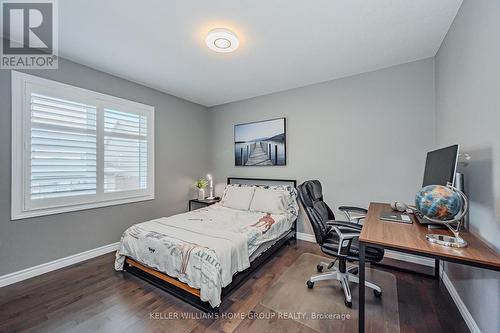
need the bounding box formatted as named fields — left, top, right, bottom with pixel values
left=59, top=0, right=462, bottom=107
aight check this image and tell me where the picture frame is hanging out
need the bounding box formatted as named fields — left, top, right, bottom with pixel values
left=234, top=117, right=286, bottom=166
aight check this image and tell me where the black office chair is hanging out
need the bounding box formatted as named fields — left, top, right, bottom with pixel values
left=297, top=180, right=384, bottom=307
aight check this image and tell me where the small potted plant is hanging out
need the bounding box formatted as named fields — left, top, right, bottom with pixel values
left=196, top=178, right=208, bottom=200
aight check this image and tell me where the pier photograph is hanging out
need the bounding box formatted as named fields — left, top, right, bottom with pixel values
left=234, top=118, right=286, bottom=166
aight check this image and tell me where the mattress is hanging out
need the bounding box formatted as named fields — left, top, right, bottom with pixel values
left=114, top=203, right=295, bottom=307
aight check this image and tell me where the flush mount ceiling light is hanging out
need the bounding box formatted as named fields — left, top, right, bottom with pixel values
left=205, top=28, right=239, bottom=53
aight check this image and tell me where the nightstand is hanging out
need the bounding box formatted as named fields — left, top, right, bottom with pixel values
left=188, top=198, right=221, bottom=211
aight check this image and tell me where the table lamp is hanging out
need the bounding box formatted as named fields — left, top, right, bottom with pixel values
left=206, top=174, right=215, bottom=199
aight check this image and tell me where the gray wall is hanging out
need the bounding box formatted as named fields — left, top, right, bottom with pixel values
left=209, top=58, right=436, bottom=234
left=435, top=1, right=500, bottom=332
left=0, top=57, right=210, bottom=276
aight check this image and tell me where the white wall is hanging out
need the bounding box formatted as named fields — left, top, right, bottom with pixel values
left=435, top=1, right=500, bottom=332
left=209, top=58, right=436, bottom=233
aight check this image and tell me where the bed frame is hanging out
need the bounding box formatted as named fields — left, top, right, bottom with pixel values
left=122, top=177, right=297, bottom=313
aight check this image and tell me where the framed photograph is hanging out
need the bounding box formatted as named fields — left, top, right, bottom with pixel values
left=234, top=118, right=286, bottom=166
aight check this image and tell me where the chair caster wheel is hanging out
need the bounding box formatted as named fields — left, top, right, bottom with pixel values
left=344, top=299, right=352, bottom=308
left=316, top=265, right=324, bottom=272
left=306, top=280, right=314, bottom=289
left=373, top=290, right=382, bottom=297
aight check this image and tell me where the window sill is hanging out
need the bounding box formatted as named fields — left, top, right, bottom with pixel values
left=11, top=194, right=155, bottom=220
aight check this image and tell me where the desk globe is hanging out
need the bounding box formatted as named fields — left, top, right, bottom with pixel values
left=415, top=185, right=469, bottom=248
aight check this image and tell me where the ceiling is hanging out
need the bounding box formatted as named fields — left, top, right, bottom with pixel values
left=59, top=0, right=462, bottom=107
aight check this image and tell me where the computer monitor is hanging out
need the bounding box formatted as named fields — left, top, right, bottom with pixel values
left=422, top=145, right=459, bottom=187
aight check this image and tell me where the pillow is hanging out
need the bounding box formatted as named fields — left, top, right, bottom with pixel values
left=220, top=185, right=255, bottom=210
left=249, top=187, right=289, bottom=214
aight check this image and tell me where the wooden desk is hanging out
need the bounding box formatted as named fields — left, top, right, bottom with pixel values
left=357, top=202, right=500, bottom=333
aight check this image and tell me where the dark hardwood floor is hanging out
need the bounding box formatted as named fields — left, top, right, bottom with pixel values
left=0, top=240, right=469, bottom=333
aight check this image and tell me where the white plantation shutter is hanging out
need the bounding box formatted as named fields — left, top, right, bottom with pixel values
left=30, top=93, right=97, bottom=200
left=11, top=72, right=154, bottom=219
left=104, top=109, right=148, bottom=192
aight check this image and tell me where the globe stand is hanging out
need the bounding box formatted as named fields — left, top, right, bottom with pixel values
left=426, top=226, right=468, bottom=248
left=423, top=187, right=469, bottom=248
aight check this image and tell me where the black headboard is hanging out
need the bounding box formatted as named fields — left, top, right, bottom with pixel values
left=227, top=177, right=297, bottom=188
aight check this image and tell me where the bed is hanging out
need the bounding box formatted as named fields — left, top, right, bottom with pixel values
left=115, top=177, right=298, bottom=313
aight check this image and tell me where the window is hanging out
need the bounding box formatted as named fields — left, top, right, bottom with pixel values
left=103, top=108, right=148, bottom=193
left=11, top=72, right=155, bottom=219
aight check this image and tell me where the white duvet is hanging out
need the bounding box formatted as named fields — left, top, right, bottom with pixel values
left=115, top=204, right=295, bottom=307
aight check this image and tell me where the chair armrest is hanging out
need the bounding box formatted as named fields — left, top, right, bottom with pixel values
left=338, top=206, right=368, bottom=214
left=338, top=206, right=368, bottom=224
left=326, top=220, right=362, bottom=231
left=327, top=221, right=361, bottom=256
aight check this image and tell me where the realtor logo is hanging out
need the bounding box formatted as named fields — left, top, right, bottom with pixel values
left=1, top=0, right=58, bottom=69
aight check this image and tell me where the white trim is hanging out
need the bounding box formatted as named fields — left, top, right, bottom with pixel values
left=11, top=71, right=155, bottom=220
left=0, top=242, right=119, bottom=288
left=297, top=232, right=316, bottom=243
left=12, top=71, right=155, bottom=110
left=442, top=270, right=481, bottom=333
left=11, top=195, right=154, bottom=220
left=383, top=250, right=434, bottom=267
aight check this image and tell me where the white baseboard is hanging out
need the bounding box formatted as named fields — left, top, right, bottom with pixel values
left=383, top=250, right=434, bottom=267
left=0, top=242, right=120, bottom=288
left=297, top=232, right=316, bottom=243
left=297, top=231, right=479, bottom=333
left=442, top=270, right=481, bottom=333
